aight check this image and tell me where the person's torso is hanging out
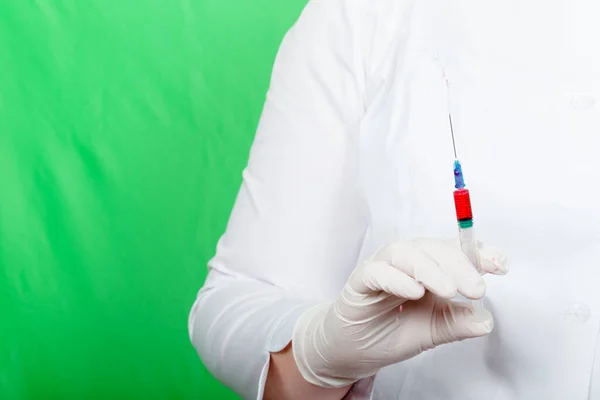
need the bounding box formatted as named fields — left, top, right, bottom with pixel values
left=357, top=0, right=600, bottom=398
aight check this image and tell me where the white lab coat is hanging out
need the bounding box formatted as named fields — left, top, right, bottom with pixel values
left=189, top=0, right=600, bottom=398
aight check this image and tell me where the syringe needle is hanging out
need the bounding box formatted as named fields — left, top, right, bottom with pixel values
left=449, top=113, right=457, bottom=159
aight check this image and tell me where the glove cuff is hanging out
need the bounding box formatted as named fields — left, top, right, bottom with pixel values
left=291, top=302, right=358, bottom=389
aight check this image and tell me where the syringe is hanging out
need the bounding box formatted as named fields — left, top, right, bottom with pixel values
left=449, top=116, right=485, bottom=314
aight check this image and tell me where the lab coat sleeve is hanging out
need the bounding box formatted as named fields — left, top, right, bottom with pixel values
left=189, top=0, right=373, bottom=398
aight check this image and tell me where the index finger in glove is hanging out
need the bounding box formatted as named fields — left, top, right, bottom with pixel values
left=477, top=241, right=509, bottom=275
left=442, top=238, right=509, bottom=276
left=374, top=241, right=459, bottom=300
left=412, top=239, right=486, bottom=300
left=349, top=261, right=426, bottom=300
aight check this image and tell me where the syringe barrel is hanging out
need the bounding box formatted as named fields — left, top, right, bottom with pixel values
left=459, top=225, right=485, bottom=315
left=453, top=188, right=473, bottom=222
left=458, top=226, right=481, bottom=273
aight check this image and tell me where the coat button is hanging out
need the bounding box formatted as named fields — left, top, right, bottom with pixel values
left=570, top=94, right=596, bottom=110
left=566, top=302, right=591, bottom=323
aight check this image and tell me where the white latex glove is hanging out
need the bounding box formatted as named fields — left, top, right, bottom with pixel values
left=292, top=238, right=509, bottom=388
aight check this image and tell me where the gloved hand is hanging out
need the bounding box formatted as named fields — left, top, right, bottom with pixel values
left=292, top=238, right=509, bottom=388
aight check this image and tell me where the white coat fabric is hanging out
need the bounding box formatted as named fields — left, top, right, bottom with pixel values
left=189, top=0, right=600, bottom=398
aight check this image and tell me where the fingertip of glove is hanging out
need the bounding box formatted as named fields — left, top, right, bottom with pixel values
left=470, top=312, right=494, bottom=335
left=437, top=286, right=458, bottom=300
left=480, top=248, right=509, bottom=275
left=420, top=278, right=456, bottom=300
left=469, top=320, right=494, bottom=337
left=411, top=283, right=427, bottom=299
left=459, top=276, right=486, bottom=300
left=457, top=306, right=494, bottom=336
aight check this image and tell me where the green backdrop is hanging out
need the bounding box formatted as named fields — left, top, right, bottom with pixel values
left=0, top=1, right=306, bottom=398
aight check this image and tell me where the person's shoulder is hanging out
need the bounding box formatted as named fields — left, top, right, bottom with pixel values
left=301, top=0, right=409, bottom=22
left=289, top=0, right=415, bottom=65
left=299, top=0, right=414, bottom=33
left=355, top=0, right=417, bottom=22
